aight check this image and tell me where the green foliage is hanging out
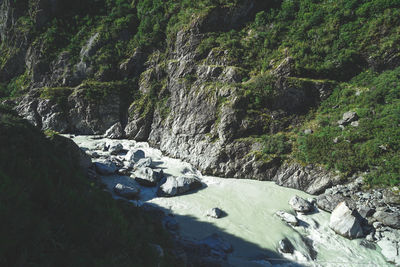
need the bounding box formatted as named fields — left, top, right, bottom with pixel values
left=262, top=133, right=292, bottom=156
left=296, top=67, right=400, bottom=186
left=80, top=80, right=130, bottom=103
left=240, top=74, right=277, bottom=111
left=0, top=105, right=178, bottom=266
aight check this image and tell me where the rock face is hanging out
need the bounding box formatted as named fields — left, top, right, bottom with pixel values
left=16, top=87, right=124, bottom=134
left=10, top=1, right=340, bottom=195
left=274, top=163, right=341, bottom=195
left=289, top=195, right=313, bottom=213
left=113, top=183, right=140, bottom=199
left=329, top=202, right=364, bottom=239
left=157, top=176, right=202, bottom=197
left=104, top=122, right=124, bottom=139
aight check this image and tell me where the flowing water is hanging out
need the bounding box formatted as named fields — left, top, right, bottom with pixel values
left=71, top=135, right=389, bottom=267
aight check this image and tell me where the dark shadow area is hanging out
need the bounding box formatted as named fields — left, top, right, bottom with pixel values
left=140, top=202, right=306, bottom=266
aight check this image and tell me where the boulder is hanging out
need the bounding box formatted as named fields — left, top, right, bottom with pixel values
left=377, top=240, right=400, bottom=264
left=109, top=143, right=123, bottom=155
left=329, top=202, right=364, bottom=239
left=104, top=122, right=124, bottom=139
left=134, top=167, right=163, bottom=187
left=206, top=208, right=223, bottom=219
left=278, top=238, right=294, bottom=254
left=157, top=175, right=202, bottom=197
left=289, top=195, right=313, bottom=213
left=357, top=206, right=375, bottom=220
left=276, top=211, right=299, bottom=226
left=317, top=194, right=353, bottom=212
left=94, top=160, right=117, bottom=175
left=113, top=183, right=140, bottom=199
left=373, top=211, right=400, bottom=229
left=125, top=149, right=145, bottom=162
left=338, top=111, right=358, bottom=126
left=135, top=157, right=153, bottom=168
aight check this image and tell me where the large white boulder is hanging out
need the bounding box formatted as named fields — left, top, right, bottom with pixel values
left=329, top=202, right=364, bottom=239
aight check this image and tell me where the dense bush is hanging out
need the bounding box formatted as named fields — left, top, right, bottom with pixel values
left=0, top=105, right=178, bottom=266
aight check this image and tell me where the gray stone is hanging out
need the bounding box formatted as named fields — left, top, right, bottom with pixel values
left=304, top=129, right=313, bottom=135
left=125, top=149, right=145, bottom=162
left=373, top=211, right=400, bottom=229
left=157, top=175, right=202, bottom=197
left=117, top=168, right=131, bottom=176
left=357, top=206, right=375, bottom=219
left=109, top=143, right=123, bottom=155
left=133, top=167, right=163, bottom=187
left=94, top=160, right=117, bottom=175
left=278, top=238, right=294, bottom=254
left=104, top=122, right=124, bottom=139
left=276, top=211, right=299, bottom=226
left=113, top=183, right=140, bottom=199
left=135, top=157, right=153, bottom=169
left=206, top=208, right=223, bottom=219
left=338, top=111, right=358, bottom=126
left=329, top=202, right=364, bottom=239
left=317, top=194, right=354, bottom=212
left=289, top=195, right=313, bottom=213
left=350, top=121, right=359, bottom=127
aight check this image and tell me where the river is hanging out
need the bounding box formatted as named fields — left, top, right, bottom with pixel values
left=71, top=135, right=389, bottom=266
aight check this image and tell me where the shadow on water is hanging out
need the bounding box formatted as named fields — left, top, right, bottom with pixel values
left=100, top=173, right=304, bottom=266
left=142, top=202, right=305, bottom=267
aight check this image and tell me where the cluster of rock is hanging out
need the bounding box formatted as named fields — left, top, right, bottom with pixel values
left=317, top=178, right=400, bottom=264
left=273, top=187, right=400, bottom=265
left=337, top=111, right=359, bottom=128
left=86, top=138, right=204, bottom=200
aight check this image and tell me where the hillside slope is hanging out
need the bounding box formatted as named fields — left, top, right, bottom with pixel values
left=1, top=0, right=399, bottom=190
left=0, top=104, right=178, bottom=266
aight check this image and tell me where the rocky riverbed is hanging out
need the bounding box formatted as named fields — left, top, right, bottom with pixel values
left=69, top=135, right=397, bottom=266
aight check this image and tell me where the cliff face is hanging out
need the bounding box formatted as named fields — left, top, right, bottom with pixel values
left=2, top=0, right=400, bottom=192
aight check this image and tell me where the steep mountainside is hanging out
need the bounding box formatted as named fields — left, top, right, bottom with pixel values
left=1, top=0, right=399, bottom=192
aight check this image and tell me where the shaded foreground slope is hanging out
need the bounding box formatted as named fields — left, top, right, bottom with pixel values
left=0, top=104, right=178, bottom=266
